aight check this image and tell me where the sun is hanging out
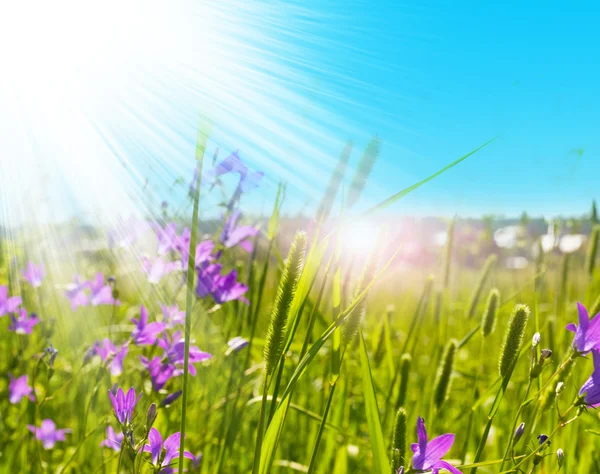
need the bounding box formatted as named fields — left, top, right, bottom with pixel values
left=0, top=0, right=341, bottom=228
left=342, top=220, right=381, bottom=259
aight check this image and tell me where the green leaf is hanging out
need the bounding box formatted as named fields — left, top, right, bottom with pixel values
left=363, top=138, right=495, bottom=215
left=359, top=331, right=389, bottom=473
left=258, top=396, right=290, bottom=474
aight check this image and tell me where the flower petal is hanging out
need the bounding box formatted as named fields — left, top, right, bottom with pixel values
left=431, top=460, right=463, bottom=474
left=425, top=434, right=455, bottom=463
left=147, top=427, right=163, bottom=466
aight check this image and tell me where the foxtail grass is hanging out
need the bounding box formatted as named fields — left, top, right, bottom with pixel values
left=263, top=231, right=307, bottom=376
left=390, top=407, right=407, bottom=473
left=253, top=230, right=306, bottom=474
left=481, top=288, right=500, bottom=338
left=499, top=304, right=530, bottom=378
left=433, top=339, right=457, bottom=411
left=395, top=353, right=412, bottom=410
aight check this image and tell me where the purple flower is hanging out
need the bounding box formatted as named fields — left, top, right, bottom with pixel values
left=142, top=256, right=182, bottom=284
left=579, top=349, right=600, bottom=406
left=27, top=419, right=70, bottom=450
left=64, top=274, right=89, bottom=310
left=411, top=416, right=462, bottom=474
left=8, top=309, right=39, bottom=334
left=195, top=263, right=223, bottom=299
left=0, top=285, right=21, bottom=317
left=143, top=427, right=196, bottom=468
left=140, top=356, right=176, bottom=391
left=89, top=273, right=120, bottom=306
left=132, top=305, right=166, bottom=346
left=178, top=238, right=214, bottom=269
left=213, top=269, right=249, bottom=304
left=208, top=152, right=264, bottom=193
left=158, top=332, right=212, bottom=377
left=220, top=211, right=258, bottom=252
left=100, top=426, right=123, bottom=451
left=9, top=374, right=34, bottom=404
left=109, top=387, right=142, bottom=426
left=22, top=262, right=44, bottom=287
left=566, top=302, right=600, bottom=354
left=161, top=304, right=185, bottom=327
left=95, top=339, right=129, bottom=376
left=226, top=337, right=249, bottom=355
left=195, top=263, right=248, bottom=305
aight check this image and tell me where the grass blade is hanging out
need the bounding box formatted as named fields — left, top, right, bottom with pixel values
left=359, top=330, right=389, bottom=473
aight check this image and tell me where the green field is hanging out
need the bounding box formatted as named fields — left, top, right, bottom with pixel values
left=1, top=141, right=599, bottom=474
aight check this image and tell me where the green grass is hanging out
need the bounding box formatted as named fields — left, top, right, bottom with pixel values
left=1, top=138, right=599, bottom=473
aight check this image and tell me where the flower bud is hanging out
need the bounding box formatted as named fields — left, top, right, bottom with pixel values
left=532, top=332, right=541, bottom=347
left=555, top=382, right=565, bottom=395
left=537, top=434, right=551, bottom=446
left=161, top=391, right=182, bottom=407
left=530, top=348, right=553, bottom=379
left=146, top=403, right=157, bottom=431
left=45, top=344, right=59, bottom=368
left=513, top=422, right=525, bottom=445
left=556, top=448, right=564, bottom=467
left=540, top=348, right=553, bottom=361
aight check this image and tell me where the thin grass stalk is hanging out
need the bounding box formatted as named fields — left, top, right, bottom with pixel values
left=404, top=276, right=434, bottom=356
left=347, top=136, right=381, bottom=208
left=460, top=337, right=484, bottom=463
left=443, top=217, right=455, bottom=290
left=306, top=383, right=338, bottom=474
left=178, top=119, right=210, bottom=474
left=466, top=255, right=497, bottom=320
left=399, top=278, right=432, bottom=356
left=461, top=289, right=499, bottom=461
left=499, top=379, right=532, bottom=471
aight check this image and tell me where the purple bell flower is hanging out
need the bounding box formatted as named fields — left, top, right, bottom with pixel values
left=411, top=416, right=462, bottom=474
left=109, top=387, right=142, bottom=426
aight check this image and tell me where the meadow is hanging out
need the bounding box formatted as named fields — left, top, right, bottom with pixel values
left=1, top=134, right=599, bottom=474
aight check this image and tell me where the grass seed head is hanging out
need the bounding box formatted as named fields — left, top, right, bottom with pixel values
left=263, top=231, right=307, bottom=376
left=433, top=339, right=457, bottom=410
left=498, top=304, right=530, bottom=378
left=481, top=288, right=500, bottom=338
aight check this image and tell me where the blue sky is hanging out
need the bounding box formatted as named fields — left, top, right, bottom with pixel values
left=290, top=1, right=600, bottom=218
left=2, top=1, right=599, bottom=225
